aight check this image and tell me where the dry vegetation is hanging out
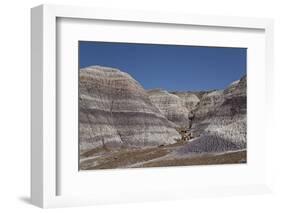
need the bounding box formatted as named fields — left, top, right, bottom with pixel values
left=140, top=150, right=246, bottom=168
left=80, top=141, right=246, bottom=170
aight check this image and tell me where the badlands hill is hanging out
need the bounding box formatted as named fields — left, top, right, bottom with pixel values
left=79, top=66, right=179, bottom=152
left=147, top=76, right=246, bottom=154
left=147, top=89, right=190, bottom=127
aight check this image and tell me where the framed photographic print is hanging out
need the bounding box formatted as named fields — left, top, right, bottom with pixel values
left=31, top=4, right=274, bottom=208
left=78, top=41, right=247, bottom=171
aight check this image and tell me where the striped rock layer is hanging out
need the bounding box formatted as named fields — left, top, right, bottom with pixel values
left=163, top=75, right=247, bottom=154
left=171, top=92, right=200, bottom=111
left=187, top=75, right=247, bottom=152
left=147, top=89, right=191, bottom=127
left=79, top=66, right=180, bottom=152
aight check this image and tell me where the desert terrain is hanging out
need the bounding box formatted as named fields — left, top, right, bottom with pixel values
left=79, top=66, right=247, bottom=170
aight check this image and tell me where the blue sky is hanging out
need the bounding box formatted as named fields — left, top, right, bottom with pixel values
left=79, top=41, right=246, bottom=91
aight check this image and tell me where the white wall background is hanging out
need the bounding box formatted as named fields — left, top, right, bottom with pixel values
left=0, top=0, right=280, bottom=212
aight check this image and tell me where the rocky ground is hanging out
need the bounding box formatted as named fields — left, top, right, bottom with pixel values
left=79, top=66, right=247, bottom=170
left=80, top=141, right=246, bottom=170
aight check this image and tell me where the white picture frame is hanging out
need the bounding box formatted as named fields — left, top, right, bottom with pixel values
left=31, top=4, right=274, bottom=208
